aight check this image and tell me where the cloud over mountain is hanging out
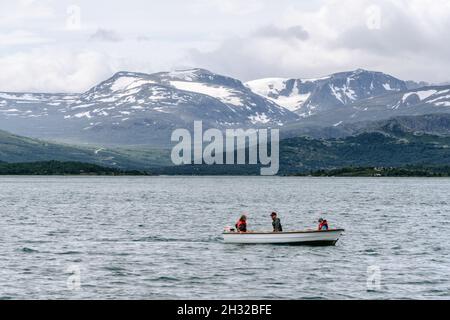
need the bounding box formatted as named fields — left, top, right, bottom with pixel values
left=189, top=0, right=450, bottom=82
left=89, top=29, right=122, bottom=42
left=1, top=0, right=450, bottom=92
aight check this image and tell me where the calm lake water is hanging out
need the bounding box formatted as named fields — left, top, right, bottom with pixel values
left=0, top=176, right=449, bottom=299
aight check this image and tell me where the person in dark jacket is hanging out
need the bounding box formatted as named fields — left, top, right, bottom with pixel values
left=235, top=215, right=247, bottom=232
left=271, top=212, right=282, bottom=232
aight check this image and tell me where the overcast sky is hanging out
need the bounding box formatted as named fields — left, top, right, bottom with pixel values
left=1, top=0, right=450, bottom=92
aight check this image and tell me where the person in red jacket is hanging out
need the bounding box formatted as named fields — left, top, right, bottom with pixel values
left=235, top=215, right=247, bottom=232
left=318, top=218, right=329, bottom=231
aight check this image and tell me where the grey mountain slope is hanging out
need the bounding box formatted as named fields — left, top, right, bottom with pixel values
left=281, top=113, right=450, bottom=139
left=0, top=69, right=298, bottom=146
left=246, top=69, right=407, bottom=115
left=405, top=80, right=431, bottom=90
left=302, top=69, right=407, bottom=115
left=348, top=113, right=450, bottom=137
left=281, top=85, right=450, bottom=130
left=1, top=68, right=450, bottom=148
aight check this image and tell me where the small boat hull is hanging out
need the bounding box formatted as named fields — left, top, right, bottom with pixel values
left=222, top=229, right=344, bottom=246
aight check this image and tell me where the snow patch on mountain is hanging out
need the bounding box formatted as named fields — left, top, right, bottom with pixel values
left=401, top=89, right=447, bottom=107
left=415, top=90, right=437, bottom=101
left=245, top=78, right=287, bottom=97
left=382, top=83, right=400, bottom=91
left=247, top=69, right=409, bottom=117
left=328, top=85, right=342, bottom=104
left=165, top=69, right=204, bottom=81
left=245, top=78, right=312, bottom=112
left=248, top=112, right=270, bottom=124
left=74, top=111, right=92, bottom=119
left=170, top=81, right=244, bottom=106
left=0, top=108, right=19, bottom=112
left=110, top=77, right=156, bottom=92
left=110, top=77, right=139, bottom=91
left=429, top=95, right=450, bottom=103
left=271, top=92, right=311, bottom=111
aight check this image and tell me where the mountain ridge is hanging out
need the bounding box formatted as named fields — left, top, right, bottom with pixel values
left=0, top=68, right=298, bottom=146
left=245, top=69, right=408, bottom=115
left=1, top=68, right=450, bottom=147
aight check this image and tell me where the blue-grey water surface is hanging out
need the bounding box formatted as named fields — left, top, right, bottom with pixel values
left=0, top=176, right=449, bottom=299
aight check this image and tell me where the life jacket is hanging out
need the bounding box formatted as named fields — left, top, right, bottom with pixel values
left=318, top=220, right=329, bottom=230
left=236, top=220, right=247, bottom=232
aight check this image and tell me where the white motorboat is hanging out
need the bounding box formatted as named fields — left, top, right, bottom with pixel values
left=222, top=229, right=344, bottom=246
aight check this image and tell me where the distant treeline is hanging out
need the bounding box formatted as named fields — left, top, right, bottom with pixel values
left=0, top=161, right=148, bottom=175
left=2, top=161, right=450, bottom=177
left=295, top=166, right=450, bottom=177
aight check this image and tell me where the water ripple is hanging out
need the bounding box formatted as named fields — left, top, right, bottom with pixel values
left=1, top=176, right=449, bottom=299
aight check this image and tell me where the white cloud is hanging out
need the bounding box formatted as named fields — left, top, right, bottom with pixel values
left=89, top=29, right=122, bottom=42
left=189, top=0, right=450, bottom=82
left=190, top=0, right=264, bottom=15
left=0, top=30, right=52, bottom=46
left=0, top=48, right=115, bottom=93
left=1, top=0, right=450, bottom=93
left=0, top=0, right=55, bottom=27
left=253, top=25, right=309, bottom=41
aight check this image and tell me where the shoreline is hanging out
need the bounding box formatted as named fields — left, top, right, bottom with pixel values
left=2, top=161, right=450, bottom=177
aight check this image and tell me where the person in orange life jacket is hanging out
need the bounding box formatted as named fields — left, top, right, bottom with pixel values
left=318, top=218, right=329, bottom=231
left=235, top=215, right=247, bottom=232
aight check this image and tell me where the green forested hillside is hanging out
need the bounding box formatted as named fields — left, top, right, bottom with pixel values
left=2, top=120, right=450, bottom=175
left=0, top=129, right=170, bottom=169
left=279, top=131, right=450, bottom=173
left=154, top=130, right=450, bottom=175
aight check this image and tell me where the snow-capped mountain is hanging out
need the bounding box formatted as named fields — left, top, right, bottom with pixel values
left=246, top=77, right=320, bottom=113
left=0, top=69, right=298, bottom=146
left=1, top=68, right=450, bottom=146
left=246, top=69, right=407, bottom=116
left=284, top=84, right=450, bottom=130
left=393, top=87, right=450, bottom=109
left=71, top=68, right=295, bottom=126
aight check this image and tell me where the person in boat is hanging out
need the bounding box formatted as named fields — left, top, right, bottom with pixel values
left=318, top=218, right=329, bottom=231
left=235, top=215, right=247, bottom=232
left=271, top=212, right=283, bottom=232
